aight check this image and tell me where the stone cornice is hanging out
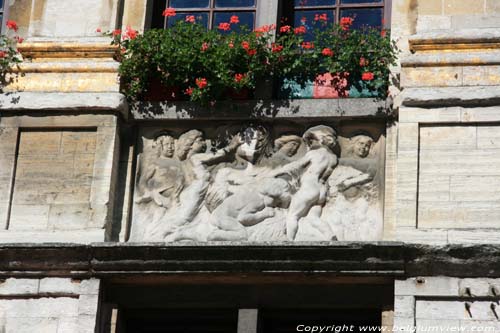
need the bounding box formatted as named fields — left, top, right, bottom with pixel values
left=0, top=242, right=498, bottom=279
left=409, top=30, right=500, bottom=53
left=17, top=42, right=118, bottom=59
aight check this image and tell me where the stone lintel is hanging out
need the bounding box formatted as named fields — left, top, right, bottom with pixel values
left=0, top=92, right=127, bottom=118
left=401, top=86, right=500, bottom=107
left=0, top=243, right=499, bottom=278
left=131, top=98, right=392, bottom=120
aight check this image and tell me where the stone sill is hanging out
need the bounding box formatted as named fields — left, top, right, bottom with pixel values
left=131, top=97, right=393, bottom=120
left=1, top=242, right=499, bottom=278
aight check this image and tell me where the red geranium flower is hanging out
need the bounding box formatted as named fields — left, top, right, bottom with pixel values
left=301, top=42, right=314, bottom=49
left=340, top=17, right=354, bottom=30
left=96, top=27, right=102, bottom=33
left=201, top=42, right=209, bottom=51
left=246, top=49, right=257, bottom=56
left=228, top=41, right=234, bottom=48
left=234, top=73, right=245, bottom=82
left=124, top=26, right=137, bottom=40
left=15, top=36, right=24, bottom=44
left=279, top=25, right=291, bottom=33
left=218, top=22, right=231, bottom=31
left=300, top=17, right=307, bottom=24
left=6, top=20, right=18, bottom=32
left=321, top=48, right=334, bottom=56
left=112, top=29, right=121, bottom=37
left=185, top=15, right=195, bottom=23
left=196, top=78, right=208, bottom=89
left=185, top=87, right=194, bottom=96
left=381, top=30, right=387, bottom=38
left=362, top=72, right=374, bottom=81
left=230, top=15, right=239, bottom=24
left=359, top=57, right=368, bottom=66
left=314, top=13, right=327, bottom=22
left=294, top=26, right=307, bottom=35
left=272, top=43, right=283, bottom=53
left=0, top=51, right=6, bottom=58
left=241, top=41, right=250, bottom=50
left=162, top=8, right=176, bottom=17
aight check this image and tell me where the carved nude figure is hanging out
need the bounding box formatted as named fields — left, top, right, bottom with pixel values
left=145, top=130, right=242, bottom=240
left=275, top=135, right=302, bottom=158
left=207, top=178, right=292, bottom=241
left=135, top=131, right=183, bottom=209
left=276, top=125, right=339, bottom=241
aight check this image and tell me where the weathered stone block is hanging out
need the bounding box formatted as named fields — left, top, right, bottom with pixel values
left=395, top=277, right=460, bottom=296
left=420, top=126, right=476, bottom=150
left=0, top=278, right=39, bottom=295
left=401, top=67, right=463, bottom=88
left=444, top=0, right=484, bottom=15
left=417, top=0, right=443, bottom=15
left=39, top=278, right=79, bottom=295
left=463, top=66, right=500, bottom=86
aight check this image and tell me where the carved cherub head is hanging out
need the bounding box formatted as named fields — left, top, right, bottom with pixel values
left=175, top=129, right=206, bottom=161
left=236, top=124, right=271, bottom=164
left=274, top=135, right=302, bottom=157
left=303, top=125, right=337, bottom=151
left=351, top=134, right=373, bottom=158
left=153, top=131, right=175, bottom=158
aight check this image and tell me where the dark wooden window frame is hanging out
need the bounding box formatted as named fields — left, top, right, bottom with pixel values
left=160, top=0, right=258, bottom=30
left=281, top=0, right=392, bottom=30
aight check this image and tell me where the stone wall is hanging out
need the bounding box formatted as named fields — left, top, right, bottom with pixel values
left=395, top=277, right=500, bottom=332
left=0, top=112, right=120, bottom=243
left=0, top=278, right=101, bottom=333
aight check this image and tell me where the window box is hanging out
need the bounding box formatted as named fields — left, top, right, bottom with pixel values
left=116, top=12, right=396, bottom=105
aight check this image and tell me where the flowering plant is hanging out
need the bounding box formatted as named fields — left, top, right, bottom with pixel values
left=0, top=20, right=23, bottom=90
left=116, top=9, right=397, bottom=104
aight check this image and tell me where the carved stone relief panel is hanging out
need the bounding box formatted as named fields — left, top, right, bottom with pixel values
left=129, top=120, right=385, bottom=242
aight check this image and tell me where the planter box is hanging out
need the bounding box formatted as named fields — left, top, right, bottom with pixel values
left=279, top=73, right=380, bottom=99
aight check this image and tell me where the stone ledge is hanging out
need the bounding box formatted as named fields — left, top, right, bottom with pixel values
left=401, top=51, right=500, bottom=67
left=0, top=92, right=127, bottom=118
left=131, top=98, right=392, bottom=120
left=0, top=242, right=499, bottom=278
left=401, top=86, right=500, bottom=107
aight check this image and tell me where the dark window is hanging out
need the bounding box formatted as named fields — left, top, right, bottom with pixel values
left=151, top=0, right=258, bottom=31
left=258, top=309, right=382, bottom=333
left=120, top=308, right=238, bottom=333
left=280, top=0, right=390, bottom=38
left=0, top=0, right=4, bottom=30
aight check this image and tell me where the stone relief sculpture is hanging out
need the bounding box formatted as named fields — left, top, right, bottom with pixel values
left=130, top=123, right=384, bottom=242
left=322, top=133, right=383, bottom=241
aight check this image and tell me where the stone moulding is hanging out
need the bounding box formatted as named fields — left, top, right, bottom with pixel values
left=16, top=42, right=119, bottom=59
left=131, top=97, right=393, bottom=120
left=409, top=30, right=500, bottom=53
left=0, top=243, right=499, bottom=278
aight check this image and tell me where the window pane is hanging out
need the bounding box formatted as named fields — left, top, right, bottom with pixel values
left=214, top=11, right=255, bottom=32
left=294, top=0, right=336, bottom=6
left=341, top=0, right=382, bottom=3
left=167, top=12, right=209, bottom=28
left=0, top=0, right=3, bottom=9
left=170, top=0, right=210, bottom=8
left=294, top=10, right=334, bottom=41
left=340, top=8, right=383, bottom=29
left=215, top=0, right=255, bottom=8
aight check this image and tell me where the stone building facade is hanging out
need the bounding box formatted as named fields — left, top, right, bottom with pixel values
left=1, top=0, right=500, bottom=332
